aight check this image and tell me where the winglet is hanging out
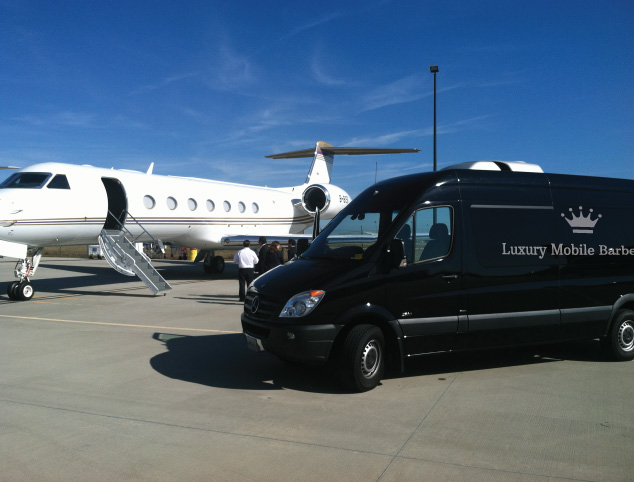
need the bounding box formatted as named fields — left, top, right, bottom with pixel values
left=146, top=162, right=154, bottom=175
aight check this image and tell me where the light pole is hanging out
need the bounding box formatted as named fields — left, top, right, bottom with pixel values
left=430, top=65, right=438, bottom=171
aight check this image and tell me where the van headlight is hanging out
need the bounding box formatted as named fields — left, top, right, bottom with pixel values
left=280, top=290, right=325, bottom=318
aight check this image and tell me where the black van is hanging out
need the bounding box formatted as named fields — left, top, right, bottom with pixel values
left=241, top=163, right=634, bottom=391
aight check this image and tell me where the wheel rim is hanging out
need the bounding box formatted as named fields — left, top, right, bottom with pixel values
left=22, top=284, right=33, bottom=299
left=618, top=320, right=634, bottom=352
left=360, top=340, right=381, bottom=379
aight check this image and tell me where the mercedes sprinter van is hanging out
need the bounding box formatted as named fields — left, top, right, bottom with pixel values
left=241, top=163, right=634, bottom=391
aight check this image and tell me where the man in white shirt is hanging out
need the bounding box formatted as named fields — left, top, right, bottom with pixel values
left=233, top=240, right=259, bottom=301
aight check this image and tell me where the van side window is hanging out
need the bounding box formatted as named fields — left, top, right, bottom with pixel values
left=417, top=207, right=452, bottom=261
left=470, top=205, right=553, bottom=267
left=398, top=206, right=453, bottom=263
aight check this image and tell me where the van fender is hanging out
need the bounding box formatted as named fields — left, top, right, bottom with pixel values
left=332, top=304, right=406, bottom=372
left=607, top=294, right=634, bottom=335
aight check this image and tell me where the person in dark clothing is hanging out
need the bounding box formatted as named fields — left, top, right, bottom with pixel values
left=256, top=236, right=268, bottom=275
left=264, top=240, right=284, bottom=272
left=287, top=238, right=297, bottom=262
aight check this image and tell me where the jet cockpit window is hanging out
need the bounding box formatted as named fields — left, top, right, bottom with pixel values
left=0, top=172, right=52, bottom=189
left=46, top=174, right=71, bottom=189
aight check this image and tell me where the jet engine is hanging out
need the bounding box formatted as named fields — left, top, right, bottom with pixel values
left=301, top=183, right=350, bottom=219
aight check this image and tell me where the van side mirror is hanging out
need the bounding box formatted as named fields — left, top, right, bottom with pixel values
left=388, top=238, right=407, bottom=270
left=297, top=238, right=310, bottom=256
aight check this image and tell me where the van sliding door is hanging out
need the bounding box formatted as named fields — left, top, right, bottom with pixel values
left=463, top=202, right=560, bottom=348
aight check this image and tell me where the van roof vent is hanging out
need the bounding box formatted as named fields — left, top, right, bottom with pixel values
left=444, top=161, right=543, bottom=173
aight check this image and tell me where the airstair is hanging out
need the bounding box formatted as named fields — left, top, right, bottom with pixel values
left=98, top=211, right=172, bottom=296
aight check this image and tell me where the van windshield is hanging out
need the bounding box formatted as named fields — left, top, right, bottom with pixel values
left=302, top=184, right=416, bottom=261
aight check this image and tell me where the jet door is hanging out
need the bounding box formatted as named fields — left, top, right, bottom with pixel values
left=101, top=178, right=128, bottom=230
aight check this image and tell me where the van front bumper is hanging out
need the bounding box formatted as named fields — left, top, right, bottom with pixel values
left=241, top=314, right=342, bottom=365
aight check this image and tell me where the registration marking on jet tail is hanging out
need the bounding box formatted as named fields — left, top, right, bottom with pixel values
left=0, top=314, right=240, bottom=333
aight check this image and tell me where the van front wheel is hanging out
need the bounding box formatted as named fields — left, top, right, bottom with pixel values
left=339, top=324, right=385, bottom=392
left=608, top=309, right=634, bottom=361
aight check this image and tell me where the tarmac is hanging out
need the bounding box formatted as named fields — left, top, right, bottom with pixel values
left=1, top=257, right=633, bottom=482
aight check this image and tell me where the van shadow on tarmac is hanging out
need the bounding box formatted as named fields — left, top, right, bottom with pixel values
left=150, top=332, right=344, bottom=394
left=149, top=332, right=608, bottom=394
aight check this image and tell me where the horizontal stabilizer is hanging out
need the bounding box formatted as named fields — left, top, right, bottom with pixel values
left=269, top=141, right=419, bottom=185
left=267, top=146, right=420, bottom=159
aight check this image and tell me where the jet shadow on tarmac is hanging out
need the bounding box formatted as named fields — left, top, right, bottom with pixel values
left=1, top=259, right=237, bottom=301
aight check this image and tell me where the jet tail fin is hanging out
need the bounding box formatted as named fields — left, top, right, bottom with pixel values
left=306, top=141, right=334, bottom=184
left=266, top=141, right=420, bottom=185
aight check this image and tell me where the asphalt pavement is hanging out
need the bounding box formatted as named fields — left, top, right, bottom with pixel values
left=1, top=257, right=633, bottom=481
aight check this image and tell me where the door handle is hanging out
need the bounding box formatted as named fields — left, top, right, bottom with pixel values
left=442, top=274, right=458, bottom=280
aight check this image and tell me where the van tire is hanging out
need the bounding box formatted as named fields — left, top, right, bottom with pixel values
left=607, top=309, right=634, bottom=361
left=339, top=324, right=385, bottom=392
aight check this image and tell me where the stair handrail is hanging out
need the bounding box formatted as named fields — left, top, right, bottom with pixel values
left=108, top=209, right=158, bottom=245
left=98, top=228, right=172, bottom=295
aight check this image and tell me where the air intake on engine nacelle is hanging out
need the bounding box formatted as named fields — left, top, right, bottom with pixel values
left=302, top=184, right=329, bottom=213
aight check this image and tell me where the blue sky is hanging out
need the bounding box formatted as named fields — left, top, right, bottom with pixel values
left=1, top=0, right=633, bottom=197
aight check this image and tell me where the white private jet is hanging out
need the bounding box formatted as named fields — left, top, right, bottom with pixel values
left=0, top=141, right=419, bottom=301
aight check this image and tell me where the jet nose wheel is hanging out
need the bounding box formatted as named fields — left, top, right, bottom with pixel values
left=7, top=281, right=20, bottom=300
left=7, top=280, right=34, bottom=301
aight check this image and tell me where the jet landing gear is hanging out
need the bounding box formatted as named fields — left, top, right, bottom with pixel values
left=202, top=252, right=225, bottom=274
left=7, top=280, right=34, bottom=301
left=6, top=249, right=42, bottom=301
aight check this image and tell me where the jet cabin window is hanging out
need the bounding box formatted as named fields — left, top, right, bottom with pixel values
left=0, top=172, right=51, bottom=189
left=46, top=174, right=70, bottom=189
left=397, top=206, right=453, bottom=264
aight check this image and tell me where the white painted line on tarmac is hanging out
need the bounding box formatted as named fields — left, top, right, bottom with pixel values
left=0, top=314, right=240, bottom=334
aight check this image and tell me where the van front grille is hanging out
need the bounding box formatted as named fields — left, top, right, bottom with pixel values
left=244, top=290, right=281, bottom=320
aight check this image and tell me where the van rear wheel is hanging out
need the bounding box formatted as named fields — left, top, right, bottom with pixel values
left=339, top=324, right=385, bottom=392
left=607, top=309, right=634, bottom=361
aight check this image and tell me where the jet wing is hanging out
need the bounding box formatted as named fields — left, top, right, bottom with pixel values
left=220, top=233, right=312, bottom=248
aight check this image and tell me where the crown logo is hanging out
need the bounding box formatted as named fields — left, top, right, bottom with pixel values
left=561, top=206, right=602, bottom=234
